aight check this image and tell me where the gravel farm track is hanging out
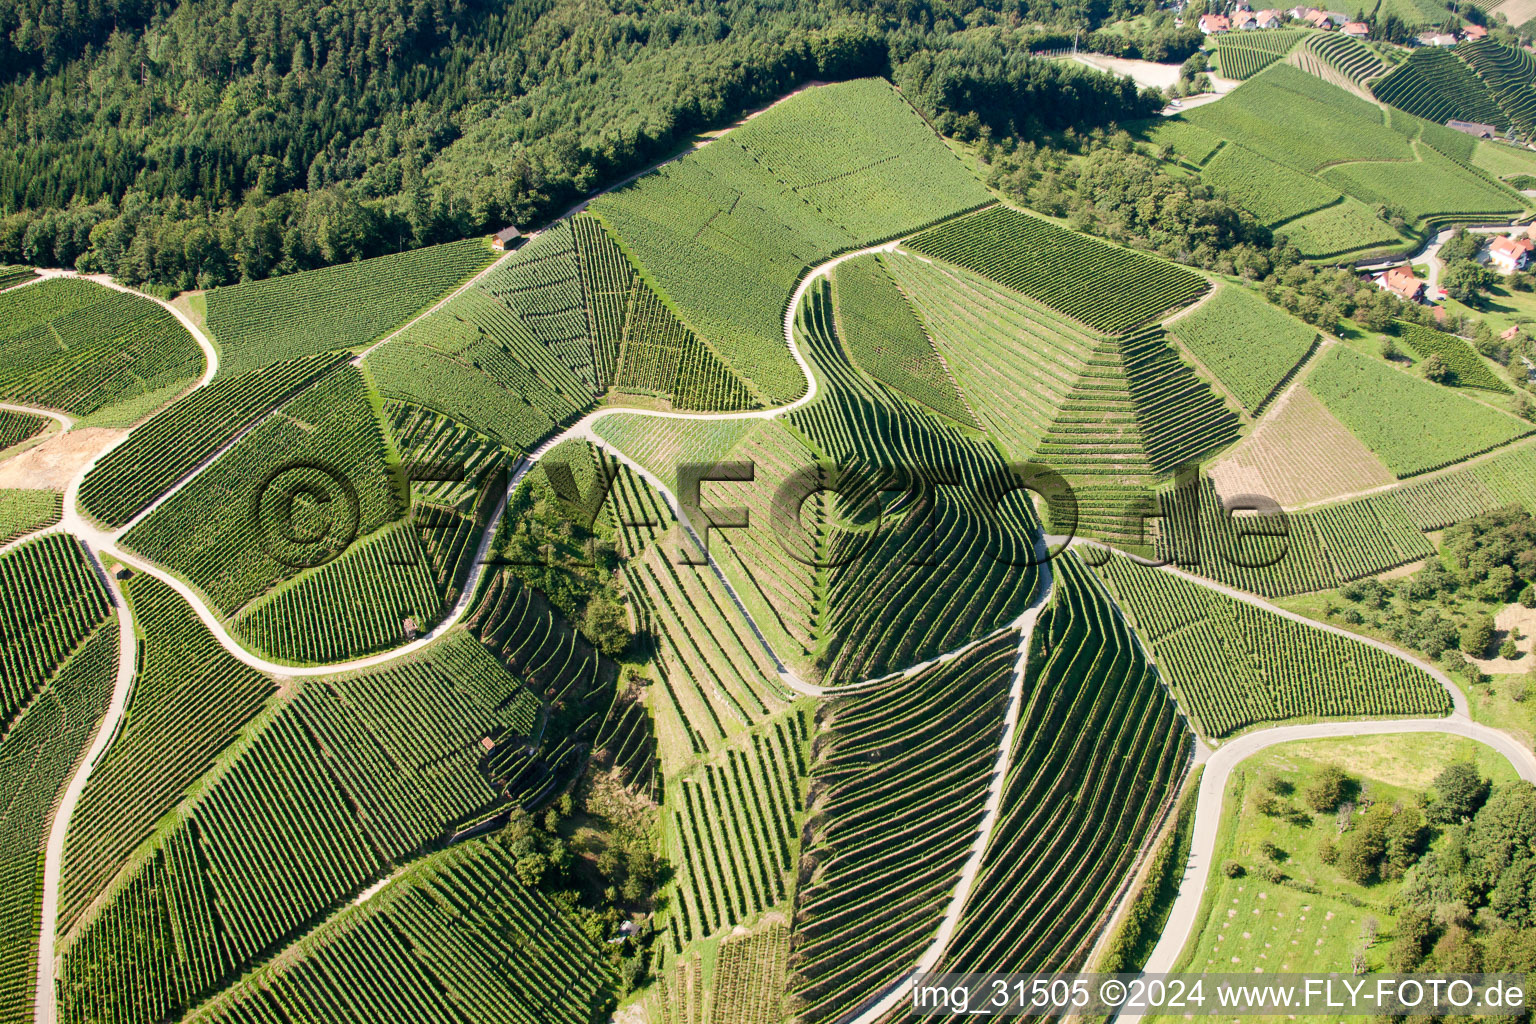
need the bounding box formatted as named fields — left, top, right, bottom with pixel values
left=13, top=208, right=1536, bottom=1024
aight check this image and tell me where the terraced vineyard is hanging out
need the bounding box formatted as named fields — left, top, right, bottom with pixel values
left=1097, top=555, right=1450, bottom=737
left=907, top=207, right=1208, bottom=333
left=895, top=554, right=1190, bottom=995
left=1371, top=46, right=1508, bottom=130
left=206, top=238, right=497, bottom=374
left=789, top=630, right=1020, bottom=1024
left=1201, top=144, right=1343, bottom=225
left=1393, top=319, right=1510, bottom=392
left=1458, top=39, right=1536, bottom=140
left=1296, top=32, right=1387, bottom=88
left=0, top=277, right=203, bottom=417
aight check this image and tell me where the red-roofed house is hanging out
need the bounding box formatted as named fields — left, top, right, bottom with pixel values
left=1236, top=12, right=1260, bottom=28
left=1462, top=23, right=1488, bottom=40
left=1489, top=234, right=1535, bottom=273
left=1255, top=8, right=1284, bottom=26
left=1200, top=13, right=1232, bottom=32
left=1377, top=265, right=1428, bottom=302
left=1304, top=9, right=1335, bottom=27
left=1341, top=21, right=1369, bottom=37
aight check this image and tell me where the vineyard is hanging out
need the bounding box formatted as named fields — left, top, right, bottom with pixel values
left=0, top=488, right=60, bottom=545
left=191, top=836, right=613, bottom=1024
left=1214, top=30, right=1309, bottom=80
left=0, top=407, right=50, bottom=452
left=0, top=619, right=116, bottom=1024
left=61, top=619, right=586, bottom=1024
left=906, top=206, right=1209, bottom=334
left=901, top=554, right=1189, bottom=992
left=1201, top=143, right=1344, bottom=225
left=120, top=367, right=401, bottom=614
left=1096, top=555, right=1451, bottom=738
left=205, top=237, right=496, bottom=375
left=1120, top=326, right=1242, bottom=473
left=0, top=264, right=35, bottom=289
left=0, top=532, right=111, bottom=729
left=59, top=574, right=275, bottom=928
left=1321, top=142, right=1523, bottom=229
left=788, top=630, right=1019, bottom=1024
left=881, top=250, right=1098, bottom=460
left=1458, top=40, right=1536, bottom=140
left=666, top=713, right=807, bottom=948
left=1306, top=345, right=1531, bottom=477
left=1296, top=32, right=1388, bottom=87
left=1273, top=197, right=1405, bottom=259
left=786, top=280, right=1044, bottom=684
left=1393, top=319, right=1510, bottom=392
left=709, top=923, right=789, bottom=1024
left=830, top=254, right=977, bottom=426
left=0, top=277, right=203, bottom=417
left=592, top=78, right=989, bottom=404
left=1371, top=47, right=1508, bottom=130
left=1167, top=284, right=1319, bottom=413
left=78, top=353, right=346, bottom=527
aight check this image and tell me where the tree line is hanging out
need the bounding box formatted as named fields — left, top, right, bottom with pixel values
left=0, top=0, right=1168, bottom=290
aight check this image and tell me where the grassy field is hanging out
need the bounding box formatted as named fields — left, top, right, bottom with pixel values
left=1161, top=732, right=1517, bottom=1015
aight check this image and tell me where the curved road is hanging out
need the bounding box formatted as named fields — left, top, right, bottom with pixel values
left=22, top=235, right=902, bottom=1024
left=1121, top=716, right=1536, bottom=1023
left=18, top=227, right=1536, bottom=1024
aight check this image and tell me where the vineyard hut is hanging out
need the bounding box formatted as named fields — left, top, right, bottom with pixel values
left=1341, top=21, right=1369, bottom=37
left=1255, top=10, right=1284, bottom=27
left=1489, top=235, right=1533, bottom=273
left=1502, top=324, right=1523, bottom=342
left=491, top=226, right=522, bottom=249
left=1448, top=120, right=1498, bottom=138
left=1199, top=12, right=1231, bottom=32
left=403, top=616, right=419, bottom=640
left=1378, top=265, right=1427, bottom=302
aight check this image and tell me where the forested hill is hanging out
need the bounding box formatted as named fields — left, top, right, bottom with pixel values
left=0, top=0, right=1166, bottom=290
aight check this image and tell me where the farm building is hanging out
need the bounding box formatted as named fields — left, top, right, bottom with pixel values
left=1417, top=32, right=1458, bottom=46
left=1448, top=119, right=1499, bottom=138
left=1376, top=265, right=1428, bottom=302
left=1489, top=235, right=1534, bottom=273
left=1462, top=24, right=1488, bottom=40
left=1199, top=13, right=1231, bottom=32
left=1341, top=21, right=1369, bottom=37
left=491, top=226, right=522, bottom=249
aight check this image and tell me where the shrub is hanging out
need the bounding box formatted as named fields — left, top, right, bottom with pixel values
left=1223, top=859, right=1245, bottom=878
left=1430, top=762, right=1491, bottom=824
left=1306, top=764, right=1350, bottom=813
left=1500, top=638, right=1520, bottom=659
left=1461, top=616, right=1496, bottom=657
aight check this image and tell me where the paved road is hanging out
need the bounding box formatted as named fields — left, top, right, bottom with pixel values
left=1127, top=715, right=1536, bottom=1023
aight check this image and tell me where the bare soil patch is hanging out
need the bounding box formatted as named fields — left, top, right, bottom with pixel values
left=1469, top=603, right=1536, bottom=675
left=1208, top=385, right=1393, bottom=507
left=0, top=428, right=126, bottom=491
